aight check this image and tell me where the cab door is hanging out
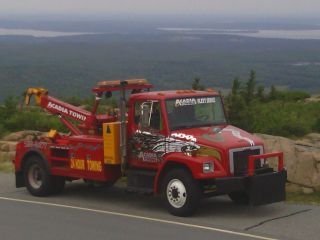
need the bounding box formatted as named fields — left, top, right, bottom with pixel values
left=128, top=100, right=167, bottom=169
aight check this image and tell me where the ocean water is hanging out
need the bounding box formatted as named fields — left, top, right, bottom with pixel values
left=158, top=28, right=320, bottom=40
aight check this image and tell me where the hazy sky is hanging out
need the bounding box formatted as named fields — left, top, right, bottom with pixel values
left=0, top=0, right=319, bottom=18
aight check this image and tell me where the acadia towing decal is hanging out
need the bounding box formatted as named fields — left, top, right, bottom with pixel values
left=174, top=97, right=216, bottom=107
left=130, top=130, right=200, bottom=162
left=47, top=101, right=87, bottom=121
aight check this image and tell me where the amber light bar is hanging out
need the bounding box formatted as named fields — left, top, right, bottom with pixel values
left=97, top=79, right=148, bottom=87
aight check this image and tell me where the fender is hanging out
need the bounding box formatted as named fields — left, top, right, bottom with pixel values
left=17, top=148, right=50, bottom=172
left=15, top=140, right=51, bottom=171
left=153, top=152, right=227, bottom=194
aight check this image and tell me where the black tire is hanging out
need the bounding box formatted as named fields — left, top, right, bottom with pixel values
left=162, top=168, right=201, bottom=216
left=229, top=191, right=250, bottom=205
left=51, top=176, right=65, bottom=194
left=23, top=156, right=55, bottom=196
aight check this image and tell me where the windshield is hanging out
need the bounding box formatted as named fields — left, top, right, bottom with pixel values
left=166, top=96, right=227, bottom=130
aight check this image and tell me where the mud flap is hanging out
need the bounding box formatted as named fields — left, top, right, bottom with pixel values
left=248, top=170, right=287, bottom=206
left=15, top=171, right=25, bottom=188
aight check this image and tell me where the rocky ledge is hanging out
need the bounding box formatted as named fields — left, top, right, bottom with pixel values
left=0, top=131, right=44, bottom=171
left=256, top=133, right=320, bottom=193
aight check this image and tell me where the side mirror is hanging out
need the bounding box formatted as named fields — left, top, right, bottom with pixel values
left=140, top=102, right=152, bottom=130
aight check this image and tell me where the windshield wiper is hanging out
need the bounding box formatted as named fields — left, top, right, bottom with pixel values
left=196, top=121, right=227, bottom=128
left=171, top=125, right=196, bottom=131
left=171, top=122, right=227, bottom=130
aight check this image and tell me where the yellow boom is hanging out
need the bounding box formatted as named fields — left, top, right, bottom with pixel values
left=24, top=87, right=48, bottom=106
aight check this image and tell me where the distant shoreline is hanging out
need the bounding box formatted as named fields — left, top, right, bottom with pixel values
left=158, top=27, right=320, bottom=40
left=2, top=26, right=320, bottom=40
left=0, top=28, right=97, bottom=38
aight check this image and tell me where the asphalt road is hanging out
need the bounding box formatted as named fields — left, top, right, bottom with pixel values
left=0, top=172, right=319, bottom=240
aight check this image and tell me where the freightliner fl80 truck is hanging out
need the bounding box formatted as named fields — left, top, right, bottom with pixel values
left=14, top=79, right=286, bottom=216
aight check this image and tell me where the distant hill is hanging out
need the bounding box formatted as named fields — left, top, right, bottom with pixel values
left=0, top=32, right=320, bottom=101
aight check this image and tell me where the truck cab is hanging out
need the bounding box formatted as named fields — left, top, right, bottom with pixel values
left=125, top=89, right=286, bottom=216
left=127, top=90, right=229, bottom=170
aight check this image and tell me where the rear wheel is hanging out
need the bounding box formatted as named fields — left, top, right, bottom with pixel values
left=229, top=191, right=250, bottom=205
left=24, top=156, right=55, bottom=196
left=162, top=169, right=201, bottom=216
left=52, top=176, right=65, bottom=194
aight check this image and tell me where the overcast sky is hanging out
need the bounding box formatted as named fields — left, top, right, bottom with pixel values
left=0, top=0, right=319, bottom=18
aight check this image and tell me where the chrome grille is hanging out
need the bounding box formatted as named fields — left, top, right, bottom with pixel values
left=229, top=147, right=263, bottom=176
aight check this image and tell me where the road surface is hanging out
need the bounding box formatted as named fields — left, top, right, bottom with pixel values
left=0, top=172, right=319, bottom=240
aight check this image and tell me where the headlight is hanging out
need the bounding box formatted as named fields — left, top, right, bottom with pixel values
left=197, top=147, right=221, bottom=161
left=203, top=162, right=214, bottom=173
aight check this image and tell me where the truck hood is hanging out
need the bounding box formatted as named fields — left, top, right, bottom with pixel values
left=170, top=125, right=263, bottom=151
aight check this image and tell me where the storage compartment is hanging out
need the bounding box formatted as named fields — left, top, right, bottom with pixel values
left=103, top=122, right=121, bottom=165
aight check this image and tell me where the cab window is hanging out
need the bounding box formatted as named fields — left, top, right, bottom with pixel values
left=135, top=101, right=163, bottom=131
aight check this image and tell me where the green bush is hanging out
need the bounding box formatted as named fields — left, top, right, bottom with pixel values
left=312, top=118, right=320, bottom=132
left=278, top=91, right=311, bottom=101
left=250, top=101, right=310, bottom=137
left=4, top=109, right=66, bottom=133
left=63, top=96, right=83, bottom=106
left=0, top=123, right=8, bottom=138
left=226, top=71, right=319, bottom=138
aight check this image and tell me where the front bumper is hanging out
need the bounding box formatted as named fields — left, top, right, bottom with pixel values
left=215, top=170, right=287, bottom=206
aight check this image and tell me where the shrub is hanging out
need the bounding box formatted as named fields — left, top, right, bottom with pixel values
left=4, top=109, right=66, bottom=133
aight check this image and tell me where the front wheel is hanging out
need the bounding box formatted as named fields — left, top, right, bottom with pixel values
left=162, top=169, right=201, bottom=216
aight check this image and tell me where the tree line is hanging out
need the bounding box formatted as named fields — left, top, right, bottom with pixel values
left=0, top=71, right=319, bottom=138
left=192, top=71, right=320, bottom=137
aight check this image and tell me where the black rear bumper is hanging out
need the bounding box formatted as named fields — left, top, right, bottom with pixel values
left=215, top=170, right=287, bottom=206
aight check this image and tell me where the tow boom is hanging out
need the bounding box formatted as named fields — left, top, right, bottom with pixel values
left=23, top=79, right=153, bottom=136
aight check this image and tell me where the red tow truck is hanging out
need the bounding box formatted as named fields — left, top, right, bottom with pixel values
left=14, top=79, right=286, bottom=216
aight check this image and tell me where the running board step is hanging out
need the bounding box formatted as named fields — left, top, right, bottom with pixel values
left=126, top=169, right=156, bottom=194
left=126, top=187, right=153, bottom=195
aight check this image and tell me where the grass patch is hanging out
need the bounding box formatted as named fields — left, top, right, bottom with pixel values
left=286, top=191, right=320, bottom=206
left=0, top=162, right=14, bottom=173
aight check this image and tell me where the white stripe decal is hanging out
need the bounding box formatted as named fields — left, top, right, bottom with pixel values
left=223, top=128, right=255, bottom=146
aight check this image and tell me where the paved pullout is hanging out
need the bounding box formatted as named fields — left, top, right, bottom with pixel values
left=0, top=173, right=319, bottom=240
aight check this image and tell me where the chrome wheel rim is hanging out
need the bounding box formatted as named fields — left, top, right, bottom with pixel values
left=166, top=179, right=187, bottom=208
left=28, top=164, right=43, bottom=189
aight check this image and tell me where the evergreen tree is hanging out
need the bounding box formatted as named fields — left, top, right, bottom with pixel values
left=227, top=77, right=248, bottom=129
left=231, top=77, right=241, bottom=96
left=244, top=70, right=256, bottom=104
left=192, top=78, right=205, bottom=91
left=256, top=85, right=265, bottom=101
left=269, top=85, right=278, bottom=100
left=1, top=96, right=18, bottom=119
